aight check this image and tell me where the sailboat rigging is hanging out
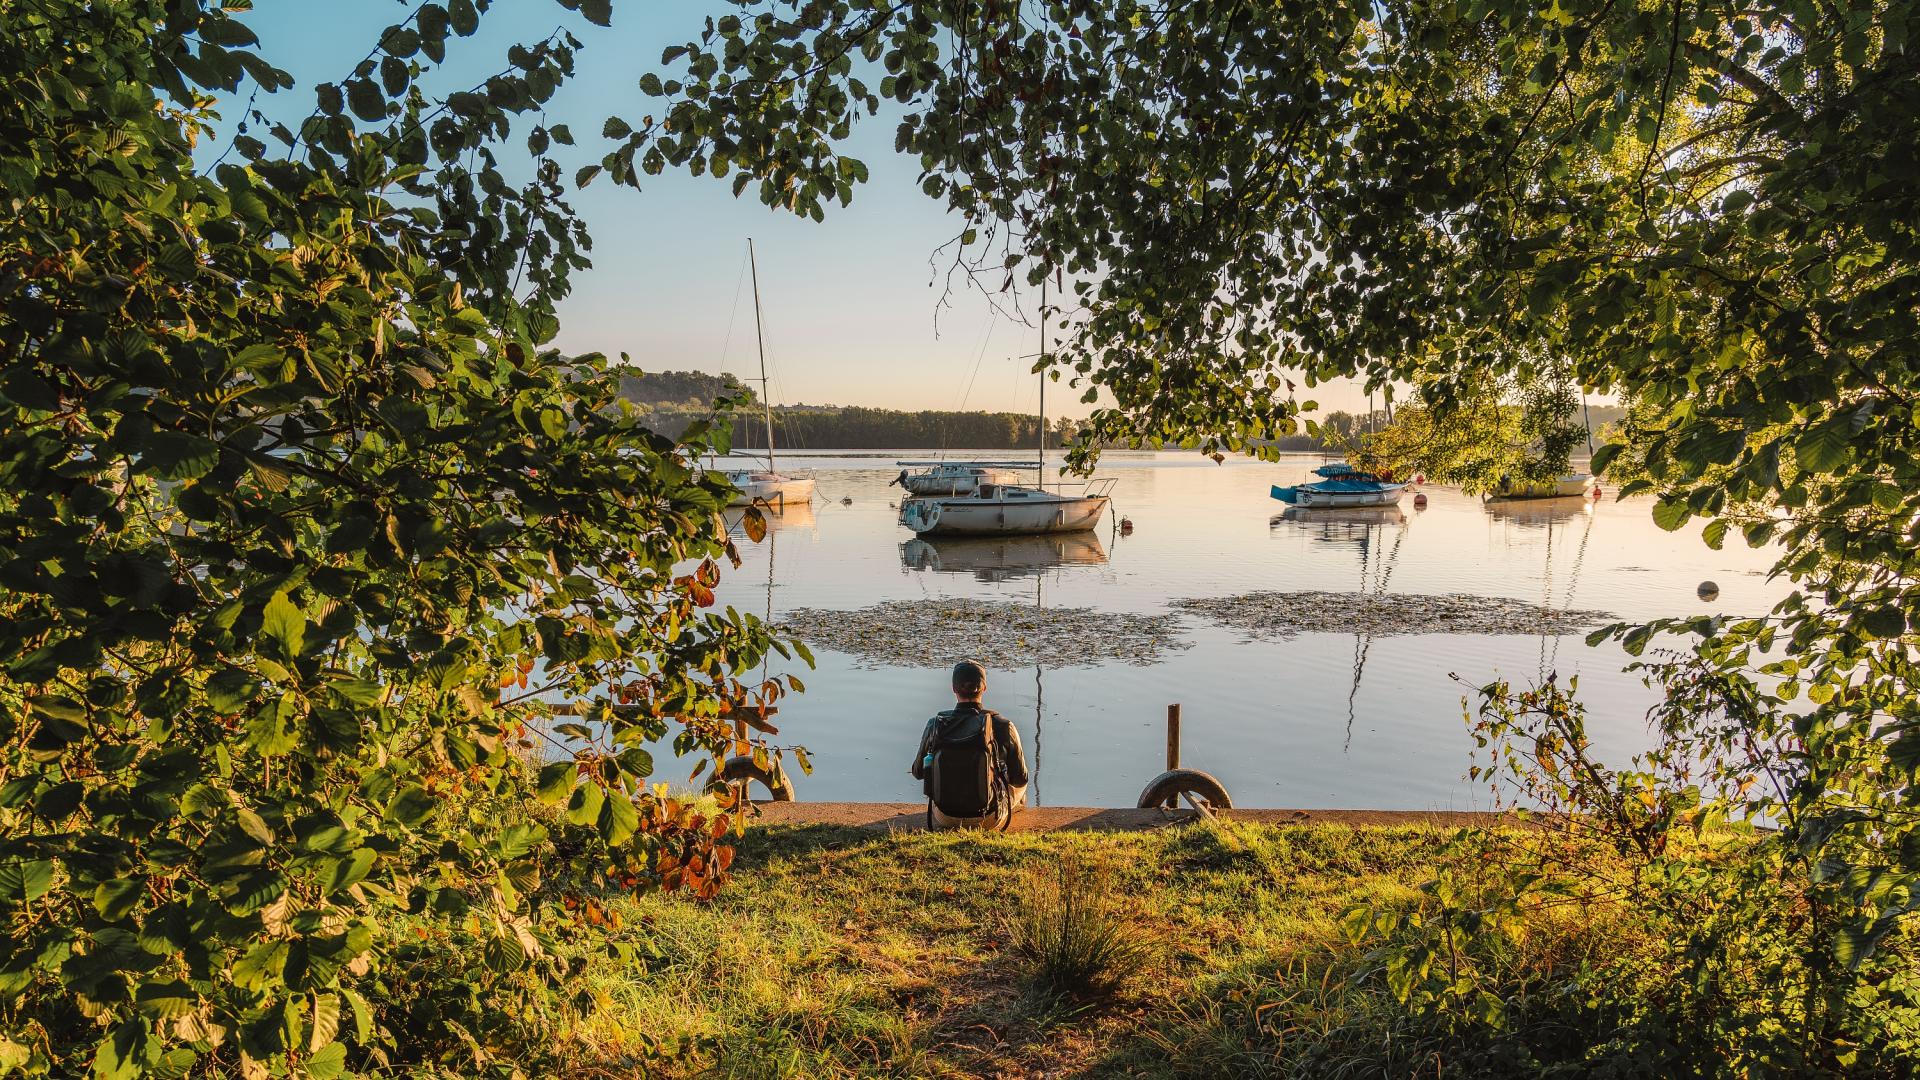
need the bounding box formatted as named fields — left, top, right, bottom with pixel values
left=726, top=239, right=817, bottom=509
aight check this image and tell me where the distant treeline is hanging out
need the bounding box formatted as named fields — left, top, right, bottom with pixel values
left=615, top=369, right=1627, bottom=452
left=644, top=406, right=1076, bottom=450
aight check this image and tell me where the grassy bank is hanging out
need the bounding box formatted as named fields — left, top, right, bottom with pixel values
left=555, top=821, right=1479, bottom=1078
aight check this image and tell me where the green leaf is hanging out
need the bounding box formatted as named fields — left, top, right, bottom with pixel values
left=385, top=784, right=435, bottom=826
left=579, top=0, right=612, bottom=26
left=305, top=1041, right=347, bottom=1080
left=308, top=993, right=342, bottom=1053
left=94, top=878, right=144, bottom=921
left=449, top=0, right=479, bottom=34
left=231, top=939, right=290, bottom=991
left=1859, top=605, right=1907, bottom=640
left=564, top=781, right=604, bottom=826
left=90, top=1021, right=149, bottom=1080
left=599, top=790, right=639, bottom=845
left=0, top=858, right=55, bottom=902
left=346, top=78, right=386, bottom=122
left=1651, top=498, right=1691, bottom=531
left=235, top=805, right=274, bottom=845
left=261, top=591, right=306, bottom=659
left=325, top=848, right=377, bottom=894
left=1795, top=415, right=1853, bottom=473
left=536, top=761, right=575, bottom=804
left=139, top=431, right=221, bottom=481
left=1701, top=518, right=1727, bottom=550
left=133, top=981, right=199, bottom=1020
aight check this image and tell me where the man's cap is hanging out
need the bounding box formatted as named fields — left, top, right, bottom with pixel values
left=951, top=660, right=987, bottom=691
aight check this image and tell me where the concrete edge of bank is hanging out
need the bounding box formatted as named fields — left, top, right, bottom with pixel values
left=749, top=802, right=1526, bottom=832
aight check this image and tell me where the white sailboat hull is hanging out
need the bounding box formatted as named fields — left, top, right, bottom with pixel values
left=1291, top=483, right=1407, bottom=508
left=1490, top=473, right=1593, bottom=500
left=900, top=493, right=1109, bottom=536
left=726, top=473, right=816, bottom=508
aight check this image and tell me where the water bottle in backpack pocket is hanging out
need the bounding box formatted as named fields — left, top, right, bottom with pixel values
left=923, top=710, right=1003, bottom=822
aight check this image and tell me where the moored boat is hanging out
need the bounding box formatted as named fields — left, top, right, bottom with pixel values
left=892, top=461, right=1025, bottom=497
left=1270, top=478, right=1409, bottom=508
left=899, top=480, right=1114, bottom=536
left=726, top=469, right=816, bottom=507
left=1487, top=472, right=1593, bottom=500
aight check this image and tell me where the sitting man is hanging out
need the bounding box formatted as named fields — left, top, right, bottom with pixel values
left=910, top=661, right=1030, bottom=829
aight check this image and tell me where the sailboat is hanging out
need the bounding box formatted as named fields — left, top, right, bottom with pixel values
left=897, top=279, right=1113, bottom=536
left=726, top=240, right=816, bottom=509
left=1272, top=403, right=1407, bottom=507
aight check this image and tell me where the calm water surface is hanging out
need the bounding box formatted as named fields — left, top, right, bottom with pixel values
left=705, top=451, right=1785, bottom=810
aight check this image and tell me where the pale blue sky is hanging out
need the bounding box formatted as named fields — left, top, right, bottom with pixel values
left=224, top=2, right=1378, bottom=418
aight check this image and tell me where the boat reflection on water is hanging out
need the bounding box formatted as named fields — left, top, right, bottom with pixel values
left=899, top=532, right=1108, bottom=582
left=1270, top=504, right=1406, bottom=538
left=1483, top=496, right=1591, bottom=530
left=722, top=497, right=817, bottom=537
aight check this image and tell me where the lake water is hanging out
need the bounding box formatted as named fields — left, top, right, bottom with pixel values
left=705, top=451, right=1785, bottom=810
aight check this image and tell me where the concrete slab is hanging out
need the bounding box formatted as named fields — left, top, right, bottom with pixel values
left=749, top=802, right=1521, bottom=832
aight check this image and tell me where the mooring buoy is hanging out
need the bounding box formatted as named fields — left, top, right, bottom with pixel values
left=1697, top=580, right=1720, bottom=602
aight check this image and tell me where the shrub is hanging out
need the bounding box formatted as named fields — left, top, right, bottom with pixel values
left=0, top=4, right=801, bottom=1076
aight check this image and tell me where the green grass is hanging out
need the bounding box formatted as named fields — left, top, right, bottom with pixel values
left=556, top=821, right=1459, bottom=1078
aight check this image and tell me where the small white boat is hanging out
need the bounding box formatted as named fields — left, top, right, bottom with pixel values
left=726, top=469, right=816, bottom=508
left=899, top=480, right=1114, bottom=536
left=1270, top=479, right=1408, bottom=508
left=891, top=461, right=1025, bottom=497
left=1488, top=473, right=1593, bottom=500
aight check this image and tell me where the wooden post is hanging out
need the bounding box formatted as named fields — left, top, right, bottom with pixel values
left=1166, top=703, right=1181, bottom=772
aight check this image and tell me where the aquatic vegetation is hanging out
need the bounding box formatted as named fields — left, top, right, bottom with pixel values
left=777, top=598, right=1190, bottom=669
left=1174, top=591, right=1612, bottom=639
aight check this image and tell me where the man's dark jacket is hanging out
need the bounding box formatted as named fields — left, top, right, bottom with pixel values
left=909, top=701, right=1029, bottom=787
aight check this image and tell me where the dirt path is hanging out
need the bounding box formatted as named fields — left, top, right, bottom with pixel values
left=752, top=802, right=1518, bottom=832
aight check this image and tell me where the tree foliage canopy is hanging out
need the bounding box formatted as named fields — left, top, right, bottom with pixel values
left=628, top=0, right=1920, bottom=1067
left=0, top=1, right=797, bottom=1076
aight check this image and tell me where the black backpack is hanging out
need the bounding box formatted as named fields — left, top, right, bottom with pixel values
left=923, top=710, right=1007, bottom=825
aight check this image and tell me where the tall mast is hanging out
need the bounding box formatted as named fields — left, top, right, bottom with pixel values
left=748, top=239, right=776, bottom=471
left=1038, top=276, right=1046, bottom=485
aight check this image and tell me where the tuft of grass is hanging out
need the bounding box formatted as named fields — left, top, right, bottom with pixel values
left=1006, top=848, right=1153, bottom=1003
